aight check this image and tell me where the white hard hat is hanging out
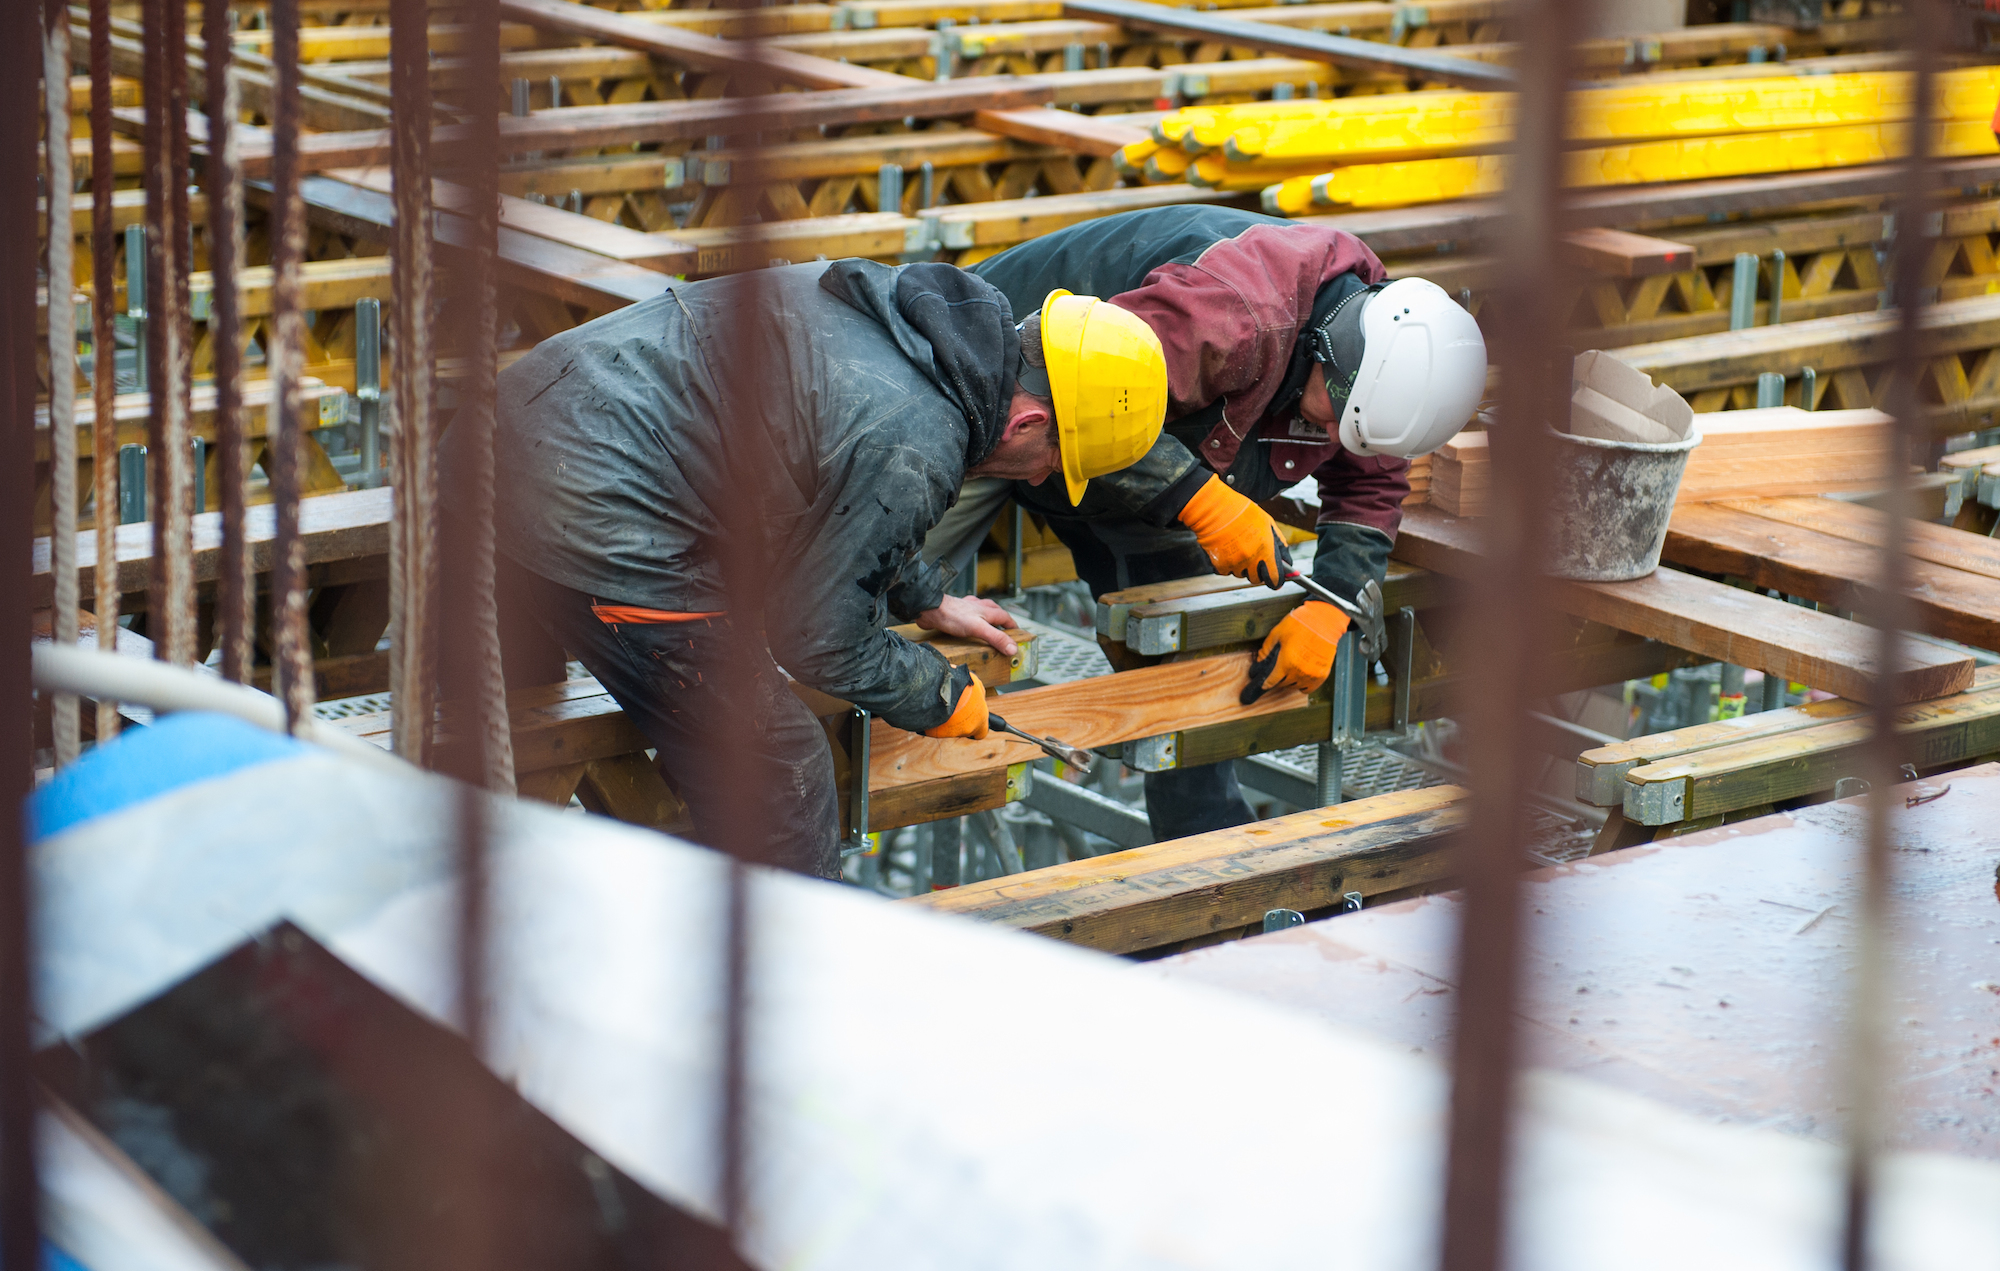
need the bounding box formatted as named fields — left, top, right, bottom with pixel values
left=1333, top=278, right=1487, bottom=460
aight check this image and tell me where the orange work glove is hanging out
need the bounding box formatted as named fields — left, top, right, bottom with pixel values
left=1177, top=473, right=1290, bottom=588
left=924, top=667, right=990, bottom=740
left=1246, top=601, right=1350, bottom=699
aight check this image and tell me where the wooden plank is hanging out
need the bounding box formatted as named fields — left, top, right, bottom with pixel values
left=235, top=80, right=1058, bottom=177
left=924, top=183, right=1250, bottom=250
left=286, top=176, right=674, bottom=310
left=1574, top=661, right=2000, bottom=804
left=1662, top=503, right=2000, bottom=653
left=1120, top=560, right=1447, bottom=656
left=31, top=487, right=392, bottom=608
left=1391, top=506, right=1974, bottom=704
left=700, top=130, right=1055, bottom=185
left=901, top=786, right=1468, bottom=953
left=1621, top=678, right=2000, bottom=824
left=498, top=0, right=906, bottom=90
left=1616, top=296, right=2000, bottom=395
left=1720, top=495, right=2000, bottom=584
left=974, top=106, right=1147, bottom=158
left=1557, top=227, right=1695, bottom=279
left=1562, top=156, right=2000, bottom=230
left=868, top=650, right=1311, bottom=789
left=1060, top=0, right=1512, bottom=87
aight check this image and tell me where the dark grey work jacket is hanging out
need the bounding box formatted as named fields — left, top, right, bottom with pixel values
left=470, top=261, right=1016, bottom=733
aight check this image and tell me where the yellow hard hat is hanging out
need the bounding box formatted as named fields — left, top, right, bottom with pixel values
left=1039, top=289, right=1168, bottom=506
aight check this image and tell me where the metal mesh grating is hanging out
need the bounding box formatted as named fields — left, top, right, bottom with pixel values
left=1260, top=743, right=1444, bottom=800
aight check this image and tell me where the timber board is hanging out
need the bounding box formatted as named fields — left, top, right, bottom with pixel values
left=1663, top=503, right=2000, bottom=653
left=1721, top=496, right=2000, bottom=584
left=1622, top=681, right=2000, bottom=824
left=903, top=787, right=1468, bottom=953
left=1392, top=506, right=1974, bottom=704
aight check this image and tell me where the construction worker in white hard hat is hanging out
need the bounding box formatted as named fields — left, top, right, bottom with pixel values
left=952, top=205, right=1487, bottom=840
left=450, top=259, right=1165, bottom=878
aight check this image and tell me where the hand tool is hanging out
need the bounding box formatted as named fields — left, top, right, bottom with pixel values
left=988, top=713, right=1095, bottom=773
left=1282, top=571, right=1385, bottom=661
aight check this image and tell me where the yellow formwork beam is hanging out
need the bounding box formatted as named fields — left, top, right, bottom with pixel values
left=1260, top=116, right=2000, bottom=214
left=1141, top=67, right=2000, bottom=177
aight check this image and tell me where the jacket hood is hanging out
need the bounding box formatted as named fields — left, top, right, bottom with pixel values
left=820, top=260, right=1019, bottom=468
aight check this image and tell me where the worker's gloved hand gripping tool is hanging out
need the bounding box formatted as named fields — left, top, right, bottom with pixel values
left=1242, top=530, right=1386, bottom=705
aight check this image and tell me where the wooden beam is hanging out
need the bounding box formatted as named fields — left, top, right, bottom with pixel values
left=234, top=79, right=1059, bottom=177
left=284, top=176, right=675, bottom=310
left=1663, top=503, right=2000, bottom=653
left=1620, top=677, right=2000, bottom=824
left=30, top=487, right=391, bottom=608
left=922, top=183, right=1251, bottom=251
left=868, top=649, right=1313, bottom=789
left=1060, top=0, right=1512, bottom=87
left=901, top=785, right=1467, bottom=954
left=974, top=106, right=1147, bottom=157
left=1391, top=506, right=1974, bottom=704
left=497, top=0, right=908, bottom=90
left=1557, top=226, right=1696, bottom=278
left=1719, top=495, right=2000, bottom=584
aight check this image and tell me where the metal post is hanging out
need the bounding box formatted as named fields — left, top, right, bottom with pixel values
left=118, top=443, right=147, bottom=523
left=1314, top=630, right=1361, bottom=806
left=1272, top=81, right=1294, bottom=99
left=1761, top=670, right=1784, bottom=713
left=934, top=17, right=955, bottom=80
left=510, top=76, right=531, bottom=116
left=355, top=295, right=383, bottom=485
left=91, top=0, right=122, bottom=728
left=877, top=162, right=903, bottom=215
left=1390, top=605, right=1416, bottom=734
left=1803, top=365, right=1817, bottom=411
left=929, top=817, right=961, bottom=890
left=548, top=74, right=561, bottom=108
left=1719, top=662, right=1746, bottom=719
left=1768, top=249, right=1786, bottom=326
left=124, top=223, right=147, bottom=391
left=1096, top=40, right=1111, bottom=69
left=845, top=706, right=873, bottom=856
left=1010, top=501, right=1026, bottom=599
left=1756, top=371, right=1785, bottom=408
left=918, top=160, right=935, bottom=210
left=1063, top=40, right=1084, bottom=71
left=1729, top=251, right=1757, bottom=331
left=191, top=437, right=206, bottom=516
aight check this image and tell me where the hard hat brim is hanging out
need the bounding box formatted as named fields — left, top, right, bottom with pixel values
left=1041, top=288, right=1090, bottom=506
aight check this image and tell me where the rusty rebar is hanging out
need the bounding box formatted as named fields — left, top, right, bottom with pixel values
left=205, top=0, right=250, bottom=684
left=3, top=0, right=45, bottom=1259
left=45, top=0, right=79, bottom=765
left=1845, top=5, right=1941, bottom=1266
left=143, top=0, right=195, bottom=667
left=439, top=0, right=515, bottom=796
left=88, top=0, right=117, bottom=739
left=1436, top=0, right=1578, bottom=1267
left=388, top=0, right=438, bottom=767
left=268, top=0, right=314, bottom=730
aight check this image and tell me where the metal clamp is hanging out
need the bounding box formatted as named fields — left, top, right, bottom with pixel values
left=843, top=707, right=873, bottom=856
left=1314, top=629, right=1364, bottom=806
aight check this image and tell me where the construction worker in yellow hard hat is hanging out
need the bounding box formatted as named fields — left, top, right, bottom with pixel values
left=450, top=258, right=1164, bottom=880
left=1020, top=287, right=1170, bottom=506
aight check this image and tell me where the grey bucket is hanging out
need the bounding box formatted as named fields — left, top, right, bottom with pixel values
left=1544, top=424, right=1702, bottom=581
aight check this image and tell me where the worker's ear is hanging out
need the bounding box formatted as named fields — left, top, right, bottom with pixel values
left=1002, top=390, right=1053, bottom=442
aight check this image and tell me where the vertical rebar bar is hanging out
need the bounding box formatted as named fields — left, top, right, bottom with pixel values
left=4, top=2, right=45, bottom=1259
left=46, top=2, right=80, bottom=765
left=1437, top=0, right=1577, bottom=1265
left=442, top=0, right=517, bottom=797
left=144, top=0, right=194, bottom=667
left=389, top=0, right=438, bottom=766
left=1845, top=3, right=1940, bottom=1265
left=205, top=0, right=250, bottom=683
left=268, top=0, right=314, bottom=730
left=88, top=0, right=118, bottom=739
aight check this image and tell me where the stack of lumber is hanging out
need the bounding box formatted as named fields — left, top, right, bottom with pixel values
left=1115, top=68, right=2000, bottom=214
left=1429, top=431, right=1488, bottom=517
left=1429, top=407, right=1897, bottom=517
left=1404, top=452, right=1432, bottom=507
left=1678, top=406, right=1898, bottom=502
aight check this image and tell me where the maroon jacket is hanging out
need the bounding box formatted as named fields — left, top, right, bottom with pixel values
left=970, top=206, right=1411, bottom=553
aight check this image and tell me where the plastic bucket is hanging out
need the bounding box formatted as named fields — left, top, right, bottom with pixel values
left=1544, top=424, right=1702, bottom=581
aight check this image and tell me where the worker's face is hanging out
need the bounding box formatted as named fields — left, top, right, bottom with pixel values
left=968, top=393, right=1062, bottom=484
left=1299, top=367, right=1336, bottom=427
